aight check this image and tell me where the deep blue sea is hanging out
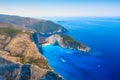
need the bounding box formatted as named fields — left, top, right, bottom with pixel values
left=40, top=17, right=120, bottom=80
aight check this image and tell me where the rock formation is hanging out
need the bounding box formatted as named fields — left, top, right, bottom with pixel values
left=0, top=27, right=63, bottom=80
left=46, top=34, right=91, bottom=52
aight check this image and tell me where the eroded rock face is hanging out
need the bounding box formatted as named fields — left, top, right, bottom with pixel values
left=40, top=71, right=63, bottom=80
left=0, top=57, right=47, bottom=80
left=0, top=30, right=63, bottom=80
left=0, top=57, right=22, bottom=80
left=0, top=35, right=11, bottom=49
left=46, top=34, right=91, bottom=52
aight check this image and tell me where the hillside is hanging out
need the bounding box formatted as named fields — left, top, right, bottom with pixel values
left=45, top=34, right=91, bottom=52
left=0, top=27, right=63, bottom=80
left=29, top=20, right=67, bottom=34
left=0, top=14, right=67, bottom=34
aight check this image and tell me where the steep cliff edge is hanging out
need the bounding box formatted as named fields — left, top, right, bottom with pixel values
left=45, top=34, right=91, bottom=52
left=0, top=27, right=63, bottom=80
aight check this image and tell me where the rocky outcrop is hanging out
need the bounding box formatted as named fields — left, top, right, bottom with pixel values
left=0, top=28, right=63, bottom=80
left=46, top=34, right=91, bottom=52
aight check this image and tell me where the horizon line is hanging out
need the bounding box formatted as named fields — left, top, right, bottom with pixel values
left=1, top=14, right=120, bottom=18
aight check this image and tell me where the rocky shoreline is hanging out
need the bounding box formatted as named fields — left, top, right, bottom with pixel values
left=45, top=34, right=91, bottom=52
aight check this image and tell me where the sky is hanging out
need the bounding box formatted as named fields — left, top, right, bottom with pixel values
left=0, top=0, right=120, bottom=17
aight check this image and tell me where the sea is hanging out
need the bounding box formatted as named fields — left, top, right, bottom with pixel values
left=39, top=17, right=120, bottom=80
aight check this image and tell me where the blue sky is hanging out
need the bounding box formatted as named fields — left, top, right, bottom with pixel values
left=0, top=0, right=120, bottom=17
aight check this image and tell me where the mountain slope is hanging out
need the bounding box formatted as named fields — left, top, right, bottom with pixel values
left=0, top=27, right=63, bottom=80
left=29, top=20, right=67, bottom=34
left=0, top=14, right=67, bottom=34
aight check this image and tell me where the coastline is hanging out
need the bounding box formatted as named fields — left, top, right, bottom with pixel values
left=42, top=43, right=51, bottom=47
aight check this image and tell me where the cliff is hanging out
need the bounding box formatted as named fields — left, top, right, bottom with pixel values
left=46, top=34, right=91, bottom=52
left=0, top=14, right=67, bottom=35
left=0, top=27, right=63, bottom=80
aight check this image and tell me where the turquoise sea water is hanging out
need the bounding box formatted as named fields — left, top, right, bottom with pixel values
left=41, top=17, right=120, bottom=80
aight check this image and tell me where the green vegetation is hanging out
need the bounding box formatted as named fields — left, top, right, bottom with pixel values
left=30, top=20, right=67, bottom=33
left=60, top=34, right=76, bottom=43
left=28, top=57, right=49, bottom=69
left=0, top=14, right=67, bottom=34
left=14, top=54, right=26, bottom=64
left=15, top=54, right=49, bottom=69
left=0, top=27, right=22, bottom=37
left=14, top=54, right=49, bottom=69
left=60, top=34, right=88, bottom=49
left=21, top=56, right=25, bottom=64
